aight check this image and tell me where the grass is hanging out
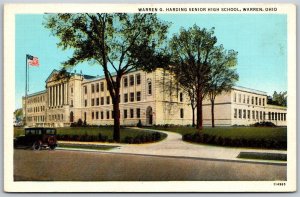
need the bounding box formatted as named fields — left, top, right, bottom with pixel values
left=237, top=152, right=287, bottom=161
left=148, top=125, right=287, bottom=149
left=58, top=143, right=119, bottom=150
left=14, top=126, right=167, bottom=143
left=149, top=126, right=287, bottom=141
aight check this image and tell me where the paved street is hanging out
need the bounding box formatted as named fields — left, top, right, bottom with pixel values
left=14, top=149, right=286, bottom=181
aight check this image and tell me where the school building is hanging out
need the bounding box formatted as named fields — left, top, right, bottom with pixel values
left=22, top=68, right=287, bottom=127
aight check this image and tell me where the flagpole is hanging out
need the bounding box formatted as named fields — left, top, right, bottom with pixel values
left=24, top=54, right=28, bottom=126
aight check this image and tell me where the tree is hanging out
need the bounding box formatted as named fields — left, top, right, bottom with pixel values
left=170, top=64, right=197, bottom=127
left=14, top=108, right=23, bottom=122
left=169, top=25, right=217, bottom=130
left=44, top=13, right=170, bottom=142
left=206, top=45, right=238, bottom=127
left=268, top=91, right=287, bottom=107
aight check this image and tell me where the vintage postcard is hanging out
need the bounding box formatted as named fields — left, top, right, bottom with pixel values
left=3, top=3, right=296, bottom=192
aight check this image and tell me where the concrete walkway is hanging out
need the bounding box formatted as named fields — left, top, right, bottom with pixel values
left=58, top=127, right=287, bottom=164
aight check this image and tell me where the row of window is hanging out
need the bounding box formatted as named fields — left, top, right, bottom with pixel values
left=90, top=108, right=141, bottom=120
left=234, top=93, right=265, bottom=106
left=85, top=74, right=142, bottom=94
left=86, top=92, right=142, bottom=107
left=27, top=95, right=45, bottom=104
left=27, top=115, right=45, bottom=122
left=49, top=114, right=64, bottom=121
left=234, top=109, right=286, bottom=121
left=27, top=106, right=45, bottom=113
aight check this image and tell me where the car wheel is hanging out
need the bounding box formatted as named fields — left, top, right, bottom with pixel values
left=49, top=145, right=56, bottom=150
left=32, top=141, right=41, bottom=151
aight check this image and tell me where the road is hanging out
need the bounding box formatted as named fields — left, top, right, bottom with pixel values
left=14, top=149, right=286, bottom=181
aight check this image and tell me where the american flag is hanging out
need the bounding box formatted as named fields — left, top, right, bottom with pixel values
left=27, top=55, right=40, bottom=66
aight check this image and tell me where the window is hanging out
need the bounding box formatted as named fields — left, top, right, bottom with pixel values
left=91, top=84, right=95, bottom=93
left=268, top=112, right=271, bottom=120
left=180, top=92, right=183, bottom=102
left=123, top=77, right=128, bottom=87
left=247, top=96, right=249, bottom=104
left=106, top=96, right=110, bottom=105
left=260, top=111, right=262, bottom=120
left=101, top=97, right=104, bottom=105
left=263, top=112, right=266, bottom=120
left=101, top=111, right=104, bottom=119
left=84, top=86, right=87, bottom=94
left=263, top=98, right=265, bottom=106
left=96, top=83, right=99, bottom=92
left=136, top=108, right=140, bottom=118
left=71, top=87, right=73, bottom=94
left=247, top=110, right=250, bottom=119
left=130, top=92, right=134, bottom=102
left=106, top=111, right=110, bottom=119
left=96, top=111, right=99, bottom=119
left=243, top=95, right=245, bottom=103
left=256, top=111, right=259, bottom=120
left=124, top=93, right=128, bottom=103
left=255, top=97, right=258, bottom=105
left=92, top=112, right=94, bottom=119
left=130, top=75, right=134, bottom=86
left=148, top=81, right=152, bottom=95
left=283, top=113, right=286, bottom=121
left=275, top=112, right=277, bottom=120
left=96, top=98, right=99, bottom=106
left=234, top=93, right=237, bottom=102
left=136, top=91, right=141, bottom=101
left=124, top=109, right=127, bottom=119
left=180, top=108, right=184, bottom=118
left=234, top=109, right=237, bottom=118
left=251, top=97, right=254, bottom=104
left=238, top=109, right=242, bottom=119
left=243, top=110, right=246, bottom=119
left=238, top=94, right=241, bottom=103
left=136, top=74, right=141, bottom=85
left=130, top=109, right=134, bottom=118
left=272, top=112, right=274, bottom=120
left=259, top=98, right=261, bottom=105
left=71, top=100, right=73, bottom=107
left=91, top=99, right=95, bottom=106
left=100, top=82, right=104, bottom=91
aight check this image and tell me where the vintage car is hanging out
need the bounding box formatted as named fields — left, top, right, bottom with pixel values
left=14, top=127, right=57, bottom=150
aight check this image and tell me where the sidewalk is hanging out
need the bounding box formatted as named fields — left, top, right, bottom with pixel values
left=58, top=127, right=287, bottom=164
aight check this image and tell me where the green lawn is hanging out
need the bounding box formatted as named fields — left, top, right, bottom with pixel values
left=149, top=125, right=287, bottom=149
left=149, top=126, right=287, bottom=141
left=14, top=126, right=167, bottom=144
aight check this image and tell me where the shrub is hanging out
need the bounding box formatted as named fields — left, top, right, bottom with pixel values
left=137, top=119, right=143, bottom=127
left=252, top=121, right=276, bottom=127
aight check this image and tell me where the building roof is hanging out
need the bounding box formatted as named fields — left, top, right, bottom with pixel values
left=26, top=90, right=47, bottom=97
left=45, top=69, right=96, bottom=82
left=232, top=86, right=267, bottom=96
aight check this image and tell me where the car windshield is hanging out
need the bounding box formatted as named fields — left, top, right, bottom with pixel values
left=45, top=129, right=56, bottom=135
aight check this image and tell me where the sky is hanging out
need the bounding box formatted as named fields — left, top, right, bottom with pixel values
left=15, top=14, right=287, bottom=109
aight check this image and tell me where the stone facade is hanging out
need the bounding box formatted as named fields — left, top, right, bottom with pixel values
left=22, top=69, right=287, bottom=127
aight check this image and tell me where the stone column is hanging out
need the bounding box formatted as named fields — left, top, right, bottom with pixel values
left=54, top=85, right=57, bottom=107
left=62, top=83, right=65, bottom=105
left=51, top=86, right=54, bottom=107
left=48, top=87, right=51, bottom=107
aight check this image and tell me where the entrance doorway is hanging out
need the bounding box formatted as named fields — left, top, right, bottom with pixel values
left=70, top=111, right=74, bottom=122
left=146, top=106, right=153, bottom=125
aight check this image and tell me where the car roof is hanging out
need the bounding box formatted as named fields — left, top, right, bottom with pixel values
left=25, top=127, right=56, bottom=130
